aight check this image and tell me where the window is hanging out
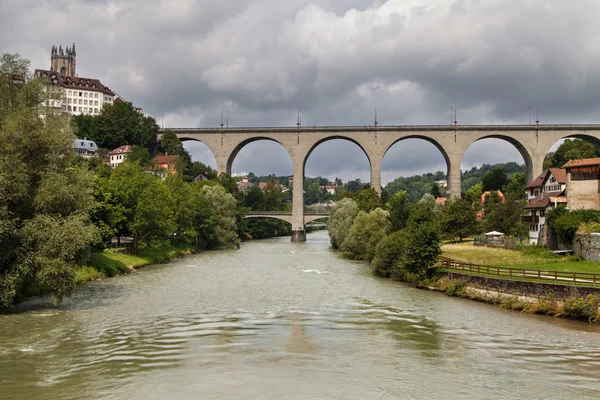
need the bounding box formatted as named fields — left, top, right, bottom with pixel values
left=83, top=100, right=87, bottom=105
left=79, top=92, right=82, bottom=96
left=95, top=93, right=98, bottom=99
left=84, top=107, right=88, bottom=113
left=68, top=106, right=72, bottom=111
left=95, top=101, right=98, bottom=106
left=84, top=93, right=88, bottom=97
left=95, top=108, right=98, bottom=113
left=78, top=107, right=82, bottom=111
left=68, top=91, right=72, bottom=95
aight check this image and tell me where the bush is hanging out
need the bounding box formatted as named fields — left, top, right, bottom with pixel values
left=340, top=208, right=389, bottom=262
left=444, top=279, right=467, bottom=297
left=371, top=230, right=409, bottom=278
left=328, top=198, right=359, bottom=249
left=563, top=294, right=600, bottom=322
left=535, top=293, right=559, bottom=315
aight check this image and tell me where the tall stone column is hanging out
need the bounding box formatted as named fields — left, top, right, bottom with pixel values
left=447, top=154, right=462, bottom=198
left=291, top=157, right=306, bottom=242
left=370, top=156, right=382, bottom=195
left=214, top=154, right=229, bottom=177
left=529, top=152, right=546, bottom=184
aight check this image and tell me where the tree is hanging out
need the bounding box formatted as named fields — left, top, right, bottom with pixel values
left=504, top=172, right=526, bottom=200
left=128, top=145, right=153, bottom=167
left=345, top=179, right=363, bottom=192
left=402, top=201, right=442, bottom=280
left=328, top=198, right=359, bottom=249
left=430, top=182, right=442, bottom=198
left=371, top=230, right=409, bottom=278
left=441, top=197, right=479, bottom=242
left=546, top=139, right=599, bottom=168
left=132, top=181, right=176, bottom=248
left=386, top=191, right=411, bottom=232
left=197, top=185, right=240, bottom=249
left=263, top=180, right=286, bottom=211
left=340, top=208, right=389, bottom=262
left=482, top=196, right=527, bottom=237
left=0, top=54, right=98, bottom=306
left=482, top=167, right=508, bottom=191
left=465, top=183, right=483, bottom=205
left=343, top=187, right=382, bottom=212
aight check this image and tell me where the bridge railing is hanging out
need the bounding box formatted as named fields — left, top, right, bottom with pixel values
left=246, top=211, right=330, bottom=215
left=439, top=257, right=598, bottom=287
left=161, top=124, right=600, bottom=134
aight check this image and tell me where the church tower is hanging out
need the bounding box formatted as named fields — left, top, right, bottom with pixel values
left=50, top=43, right=76, bottom=76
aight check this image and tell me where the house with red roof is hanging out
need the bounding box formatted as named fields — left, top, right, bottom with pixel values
left=563, top=158, right=600, bottom=210
left=108, top=145, right=133, bottom=168
left=152, top=155, right=181, bottom=177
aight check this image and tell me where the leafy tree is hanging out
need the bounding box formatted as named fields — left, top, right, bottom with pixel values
left=402, top=201, right=442, bottom=280
left=504, top=172, right=526, bottom=200
left=430, top=182, right=442, bottom=198
left=132, top=180, right=176, bottom=248
left=328, top=198, right=359, bottom=249
left=441, top=197, right=479, bottom=242
left=345, top=179, right=364, bottom=193
left=343, top=187, right=382, bottom=212
left=547, top=207, right=600, bottom=246
left=197, top=185, right=240, bottom=249
left=128, top=145, right=153, bottom=167
left=371, top=230, right=409, bottom=278
left=465, top=183, right=483, bottom=205
left=482, top=196, right=527, bottom=237
left=386, top=191, right=411, bottom=232
left=0, top=53, right=98, bottom=306
left=340, top=208, right=389, bottom=262
left=545, top=139, right=599, bottom=168
left=482, top=167, right=508, bottom=191
left=263, top=180, right=287, bottom=211
left=243, top=185, right=266, bottom=210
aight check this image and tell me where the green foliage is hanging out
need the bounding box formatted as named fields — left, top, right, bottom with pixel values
left=465, top=183, right=483, bottom=205
left=504, top=172, right=526, bottom=200
left=0, top=53, right=98, bottom=306
left=386, top=191, right=411, bottom=232
left=441, top=197, right=480, bottom=241
left=547, top=207, right=600, bottom=246
left=402, top=201, right=442, bottom=279
left=328, top=198, right=359, bottom=249
left=342, top=187, right=382, bottom=212
left=132, top=181, right=176, bottom=248
left=198, top=185, right=240, bottom=249
left=563, top=294, right=600, bottom=322
left=430, top=182, right=442, bottom=198
left=75, top=101, right=159, bottom=151
left=461, top=162, right=524, bottom=193
left=385, top=170, right=447, bottom=203
left=482, top=194, right=527, bottom=237
left=441, top=278, right=467, bottom=297
left=482, top=167, right=508, bottom=191
left=545, top=139, right=600, bottom=169
left=341, top=208, right=389, bottom=262
left=371, top=230, right=409, bottom=278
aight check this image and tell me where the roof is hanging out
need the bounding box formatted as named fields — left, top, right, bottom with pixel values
left=525, top=170, right=549, bottom=189
left=435, top=197, right=447, bottom=206
left=73, top=139, right=98, bottom=150
left=562, top=158, right=600, bottom=169
left=153, top=155, right=179, bottom=165
left=480, top=190, right=504, bottom=205
left=523, top=191, right=566, bottom=209
left=547, top=168, right=567, bottom=184
left=35, top=69, right=115, bottom=96
left=108, top=145, right=133, bottom=155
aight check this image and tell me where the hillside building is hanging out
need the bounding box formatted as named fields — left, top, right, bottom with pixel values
left=563, top=158, right=600, bottom=210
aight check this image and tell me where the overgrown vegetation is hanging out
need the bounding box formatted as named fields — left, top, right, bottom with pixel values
left=547, top=207, right=600, bottom=246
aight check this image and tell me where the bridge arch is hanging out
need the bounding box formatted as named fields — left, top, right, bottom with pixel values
left=227, top=137, right=294, bottom=176
left=178, top=137, right=219, bottom=170
left=463, top=134, right=535, bottom=184
left=540, top=133, right=600, bottom=161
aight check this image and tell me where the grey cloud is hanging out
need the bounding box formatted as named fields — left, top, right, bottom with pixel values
left=3, top=0, right=598, bottom=181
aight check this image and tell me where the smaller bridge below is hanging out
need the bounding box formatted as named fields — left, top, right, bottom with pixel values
left=246, top=211, right=330, bottom=225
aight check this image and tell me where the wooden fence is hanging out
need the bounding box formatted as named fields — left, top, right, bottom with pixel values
left=439, top=257, right=599, bottom=287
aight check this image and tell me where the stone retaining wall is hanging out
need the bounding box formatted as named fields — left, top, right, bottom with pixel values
left=573, top=232, right=600, bottom=262
left=444, top=272, right=600, bottom=300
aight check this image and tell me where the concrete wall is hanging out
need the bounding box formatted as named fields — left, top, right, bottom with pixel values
left=567, top=179, right=600, bottom=210
left=445, top=272, right=600, bottom=300
left=573, top=232, right=600, bottom=262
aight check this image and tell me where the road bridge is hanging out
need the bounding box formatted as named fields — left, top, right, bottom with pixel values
left=160, top=124, right=600, bottom=242
left=245, top=211, right=329, bottom=225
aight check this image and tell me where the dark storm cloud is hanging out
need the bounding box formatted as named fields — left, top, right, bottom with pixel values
left=2, top=0, right=600, bottom=180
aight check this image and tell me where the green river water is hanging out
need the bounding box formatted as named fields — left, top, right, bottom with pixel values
left=1, top=230, right=600, bottom=399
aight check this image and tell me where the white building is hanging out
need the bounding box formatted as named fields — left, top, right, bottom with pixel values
left=35, top=44, right=116, bottom=117
left=73, top=138, right=98, bottom=158
left=109, top=145, right=133, bottom=168
left=523, top=168, right=567, bottom=244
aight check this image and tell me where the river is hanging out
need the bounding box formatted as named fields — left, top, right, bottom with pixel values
left=1, top=230, right=600, bottom=399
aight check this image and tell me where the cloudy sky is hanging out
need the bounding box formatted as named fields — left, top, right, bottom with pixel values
left=3, top=0, right=600, bottom=182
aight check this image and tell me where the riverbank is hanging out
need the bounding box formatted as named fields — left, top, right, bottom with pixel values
left=77, top=244, right=195, bottom=283
left=428, top=273, right=600, bottom=322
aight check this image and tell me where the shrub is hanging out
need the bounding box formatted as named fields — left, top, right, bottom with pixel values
left=500, top=295, right=528, bottom=311
left=340, top=208, right=389, bottom=262
left=535, top=293, right=559, bottom=315
left=328, top=198, right=359, bottom=249
left=371, top=230, right=409, bottom=278
left=563, top=294, right=600, bottom=322
left=443, top=279, right=467, bottom=297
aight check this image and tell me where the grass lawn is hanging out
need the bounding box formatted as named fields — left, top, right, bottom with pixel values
left=441, top=242, right=600, bottom=274
left=78, top=244, right=195, bottom=283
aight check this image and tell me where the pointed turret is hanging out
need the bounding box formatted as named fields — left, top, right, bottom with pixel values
left=72, top=43, right=76, bottom=56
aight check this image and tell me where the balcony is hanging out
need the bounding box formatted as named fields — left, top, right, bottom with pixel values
left=521, top=215, right=540, bottom=223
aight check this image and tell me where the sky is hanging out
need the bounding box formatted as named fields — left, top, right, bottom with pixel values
left=2, top=0, right=600, bottom=182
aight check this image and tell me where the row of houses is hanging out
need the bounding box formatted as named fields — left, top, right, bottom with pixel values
left=524, top=158, right=600, bottom=244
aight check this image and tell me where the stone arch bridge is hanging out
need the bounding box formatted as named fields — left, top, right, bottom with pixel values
left=245, top=211, right=330, bottom=225
left=160, top=124, right=600, bottom=242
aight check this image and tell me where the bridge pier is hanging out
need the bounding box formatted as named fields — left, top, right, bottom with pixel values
left=291, top=229, right=307, bottom=242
